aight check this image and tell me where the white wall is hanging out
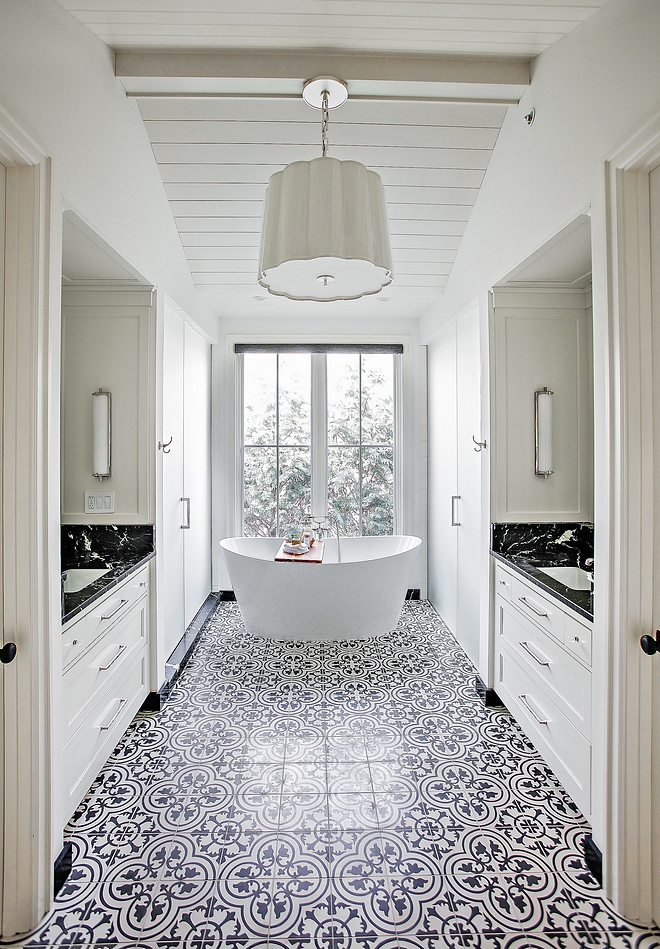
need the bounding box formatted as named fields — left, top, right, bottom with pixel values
left=61, top=286, right=155, bottom=524
left=419, top=0, right=660, bottom=884
left=421, top=0, right=660, bottom=342
left=0, top=0, right=219, bottom=343
left=212, top=314, right=427, bottom=596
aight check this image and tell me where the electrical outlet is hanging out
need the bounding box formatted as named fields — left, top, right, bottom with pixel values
left=85, top=491, right=115, bottom=513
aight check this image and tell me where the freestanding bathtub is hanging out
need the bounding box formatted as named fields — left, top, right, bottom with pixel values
left=220, top=535, right=421, bottom=641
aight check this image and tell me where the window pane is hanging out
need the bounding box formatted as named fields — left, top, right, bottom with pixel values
left=279, top=353, right=311, bottom=445
left=362, top=447, right=394, bottom=535
left=361, top=354, right=394, bottom=445
left=244, top=354, right=276, bottom=445
left=327, top=354, right=360, bottom=445
left=244, top=447, right=277, bottom=536
left=278, top=447, right=311, bottom=535
left=328, top=446, right=360, bottom=535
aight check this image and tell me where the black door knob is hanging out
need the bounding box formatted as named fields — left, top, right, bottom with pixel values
left=640, top=631, right=660, bottom=656
left=0, top=643, right=17, bottom=664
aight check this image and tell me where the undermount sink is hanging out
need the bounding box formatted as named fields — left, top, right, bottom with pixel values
left=63, top=568, right=110, bottom=593
left=538, top=566, right=592, bottom=591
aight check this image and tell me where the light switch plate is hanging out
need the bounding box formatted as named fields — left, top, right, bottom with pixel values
left=85, top=490, right=115, bottom=513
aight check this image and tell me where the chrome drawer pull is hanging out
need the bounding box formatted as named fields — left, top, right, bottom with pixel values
left=98, top=643, right=127, bottom=671
left=518, top=596, right=548, bottom=618
left=100, top=598, right=129, bottom=621
left=519, top=640, right=550, bottom=666
left=518, top=693, right=549, bottom=726
left=97, top=697, right=127, bottom=732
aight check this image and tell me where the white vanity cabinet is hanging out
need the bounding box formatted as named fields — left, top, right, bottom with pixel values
left=494, top=559, right=593, bottom=819
left=61, top=563, right=151, bottom=820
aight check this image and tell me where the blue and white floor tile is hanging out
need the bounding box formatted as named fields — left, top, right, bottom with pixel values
left=23, top=600, right=660, bottom=948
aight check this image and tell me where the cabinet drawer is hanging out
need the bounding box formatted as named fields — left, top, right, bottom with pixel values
left=64, top=653, right=148, bottom=821
left=564, top=613, right=593, bottom=666
left=497, top=649, right=591, bottom=818
left=499, top=599, right=591, bottom=738
left=495, top=564, right=513, bottom=601
left=510, top=575, right=565, bottom=643
left=62, top=616, right=89, bottom=670
left=85, top=567, right=149, bottom=644
left=64, top=596, right=147, bottom=740
left=62, top=564, right=150, bottom=672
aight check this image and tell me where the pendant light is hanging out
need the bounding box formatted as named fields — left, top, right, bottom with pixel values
left=258, top=77, right=393, bottom=302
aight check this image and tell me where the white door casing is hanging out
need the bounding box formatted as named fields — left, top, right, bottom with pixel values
left=0, top=107, right=55, bottom=936
left=649, top=160, right=660, bottom=927
left=604, top=110, right=660, bottom=925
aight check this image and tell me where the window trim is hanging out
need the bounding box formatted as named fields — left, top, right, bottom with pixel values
left=237, top=345, right=402, bottom=536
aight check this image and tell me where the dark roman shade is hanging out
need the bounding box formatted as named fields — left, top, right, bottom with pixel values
left=234, top=343, right=403, bottom=354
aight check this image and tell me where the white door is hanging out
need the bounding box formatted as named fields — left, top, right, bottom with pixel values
left=650, top=161, right=660, bottom=927
left=0, top=158, right=6, bottom=936
left=456, top=308, right=482, bottom=666
left=162, top=305, right=185, bottom=657
left=183, top=322, right=211, bottom=627
left=428, top=324, right=458, bottom=632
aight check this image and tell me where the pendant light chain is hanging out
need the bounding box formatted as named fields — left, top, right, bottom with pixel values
left=321, top=90, right=329, bottom=157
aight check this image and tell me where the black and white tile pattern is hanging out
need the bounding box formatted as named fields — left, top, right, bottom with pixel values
left=26, top=601, right=660, bottom=948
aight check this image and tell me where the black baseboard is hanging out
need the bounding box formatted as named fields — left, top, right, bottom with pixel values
left=54, top=841, right=73, bottom=898
left=474, top=675, right=504, bottom=708
left=583, top=835, right=603, bottom=886
left=141, top=593, right=220, bottom=712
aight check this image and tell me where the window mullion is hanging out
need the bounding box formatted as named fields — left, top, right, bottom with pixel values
left=275, top=353, right=280, bottom=537
left=310, top=352, right=327, bottom=519
left=359, top=354, right=363, bottom=536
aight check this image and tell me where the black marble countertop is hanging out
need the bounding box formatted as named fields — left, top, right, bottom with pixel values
left=61, top=524, right=156, bottom=625
left=491, top=550, right=593, bottom=622
left=62, top=551, right=155, bottom=625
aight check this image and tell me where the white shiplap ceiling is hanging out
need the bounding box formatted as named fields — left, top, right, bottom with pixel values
left=57, top=1, right=610, bottom=320
left=58, top=1, right=609, bottom=56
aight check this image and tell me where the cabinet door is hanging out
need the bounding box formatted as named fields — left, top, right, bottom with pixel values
left=456, top=308, right=482, bottom=666
left=183, top=322, right=211, bottom=627
left=162, top=305, right=185, bottom=657
left=428, top=324, right=458, bottom=633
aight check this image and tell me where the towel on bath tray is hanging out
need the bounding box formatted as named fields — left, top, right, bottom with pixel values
left=274, top=541, right=325, bottom=563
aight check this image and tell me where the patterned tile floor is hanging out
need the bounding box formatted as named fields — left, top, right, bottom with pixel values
left=24, top=600, right=660, bottom=948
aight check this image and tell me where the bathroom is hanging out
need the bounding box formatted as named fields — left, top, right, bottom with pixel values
left=1, top=0, right=660, bottom=943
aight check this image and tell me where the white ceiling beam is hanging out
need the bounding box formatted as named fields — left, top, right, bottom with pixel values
left=116, top=47, right=529, bottom=103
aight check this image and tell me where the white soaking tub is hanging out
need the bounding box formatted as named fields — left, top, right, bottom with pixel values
left=220, top=535, right=421, bottom=641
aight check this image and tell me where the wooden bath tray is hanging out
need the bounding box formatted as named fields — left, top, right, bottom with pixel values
left=274, top=540, right=325, bottom=563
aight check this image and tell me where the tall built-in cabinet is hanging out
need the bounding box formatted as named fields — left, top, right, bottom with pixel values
left=428, top=308, right=482, bottom=665
left=160, top=304, right=212, bottom=658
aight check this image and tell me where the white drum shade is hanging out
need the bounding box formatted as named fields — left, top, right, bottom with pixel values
left=258, top=156, right=393, bottom=302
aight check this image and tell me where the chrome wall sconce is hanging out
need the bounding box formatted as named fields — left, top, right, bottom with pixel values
left=535, top=386, right=554, bottom=478
left=92, top=388, right=112, bottom=481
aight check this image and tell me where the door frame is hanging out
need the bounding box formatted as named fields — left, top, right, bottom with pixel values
left=0, top=102, right=56, bottom=936
left=604, top=107, right=660, bottom=925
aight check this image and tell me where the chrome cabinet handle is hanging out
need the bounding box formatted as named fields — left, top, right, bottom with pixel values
left=518, top=596, right=548, bottom=618
left=451, top=495, right=460, bottom=527
left=518, top=693, right=549, bottom=726
left=98, top=643, right=127, bottom=671
left=97, top=697, right=127, bottom=731
left=181, top=497, right=191, bottom=529
left=100, top=598, right=129, bottom=621
left=519, top=640, right=550, bottom=666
